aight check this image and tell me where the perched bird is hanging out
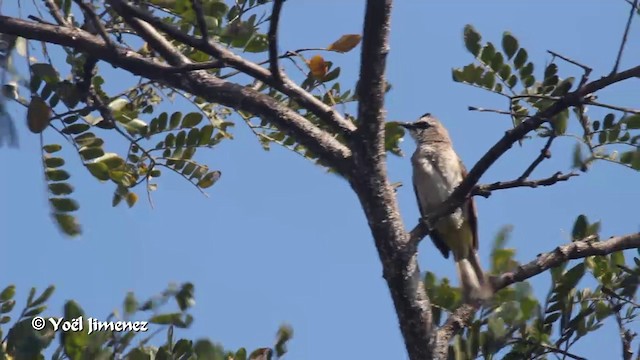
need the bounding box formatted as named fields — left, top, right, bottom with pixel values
left=399, top=113, right=492, bottom=303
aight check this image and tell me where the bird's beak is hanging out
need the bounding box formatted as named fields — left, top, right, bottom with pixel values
left=396, top=122, right=413, bottom=129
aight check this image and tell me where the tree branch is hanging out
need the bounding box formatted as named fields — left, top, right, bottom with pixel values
left=612, top=0, right=638, bottom=74
left=434, top=232, right=640, bottom=352
left=519, top=134, right=555, bottom=180
left=408, top=63, right=640, bottom=247
left=268, top=0, right=284, bottom=82
left=495, top=232, right=640, bottom=290
left=473, top=171, right=578, bottom=198
left=44, top=0, right=70, bottom=27
left=190, top=0, right=208, bottom=41
left=0, top=15, right=353, bottom=174
left=106, top=0, right=356, bottom=137
left=350, top=1, right=439, bottom=360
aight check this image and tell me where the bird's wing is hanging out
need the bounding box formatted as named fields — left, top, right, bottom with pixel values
left=413, top=181, right=451, bottom=259
left=460, top=160, right=479, bottom=250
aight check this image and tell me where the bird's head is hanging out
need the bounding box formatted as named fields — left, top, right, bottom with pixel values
left=398, top=113, right=451, bottom=145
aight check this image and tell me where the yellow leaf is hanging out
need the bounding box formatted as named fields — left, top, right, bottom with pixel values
left=126, top=192, right=138, bottom=208
left=327, top=34, right=362, bottom=53
left=308, top=55, right=328, bottom=79
left=26, top=96, right=51, bottom=133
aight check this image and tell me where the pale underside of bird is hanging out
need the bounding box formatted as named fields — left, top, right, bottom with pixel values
left=400, top=113, right=493, bottom=303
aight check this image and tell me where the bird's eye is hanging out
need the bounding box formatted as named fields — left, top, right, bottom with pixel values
left=414, top=122, right=430, bottom=129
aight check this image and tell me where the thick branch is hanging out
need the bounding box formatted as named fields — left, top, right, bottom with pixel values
left=356, top=0, right=391, bottom=147
left=106, top=0, right=356, bottom=137
left=351, top=1, right=438, bottom=360
left=495, top=232, right=640, bottom=289
left=0, top=15, right=353, bottom=174
left=434, top=232, right=640, bottom=352
left=408, top=64, right=640, bottom=247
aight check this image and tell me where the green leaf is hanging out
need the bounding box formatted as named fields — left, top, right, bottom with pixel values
left=54, top=213, right=81, bottom=236
left=385, top=122, right=405, bottom=156
left=501, top=32, right=519, bottom=59
left=275, top=324, right=294, bottom=357
left=603, top=113, right=615, bottom=129
left=46, top=169, right=70, bottom=181
left=513, top=48, right=528, bottom=69
left=197, top=171, right=221, bottom=189
left=30, top=286, right=55, bottom=307
left=48, top=183, right=73, bottom=195
left=559, top=263, right=586, bottom=292
left=31, top=63, right=59, bottom=83
left=623, top=114, right=640, bottom=129
left=80, top=147, right=105, bottom=161
left=61, top=123, right=90, bottom=135
left=27, top=96, right=52, bottom=134
left=0, top=285, right=16, bottom=301
left=50, top=198, right=79, bottom=212
left=86, top=162, right=110, bottom=181
left=199, top=125, right=214, bottom=145
left=44, top=157, right=65, bottom=168
left=43, top=144, right=62, bottom=153
left=480, top=42, right=496, bottom=65
left=572, top=215, right=588, bottom=240
left=322, top=67, right=341, bottom=83
left=186, top=128, right=201, bottom=145
left=244, top=34, right=269, bottom=53
left=182, top=113, right=203, bottom=128
left=463, top=24, right=482, bottom=56
left=108, top=98, right=129, bottom=112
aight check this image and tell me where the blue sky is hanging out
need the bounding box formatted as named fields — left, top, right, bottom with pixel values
left=1, top=0, right=639, bottom=359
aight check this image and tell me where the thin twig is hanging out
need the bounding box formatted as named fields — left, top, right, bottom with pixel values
left=190, top=0, right=208, bottom=41
left=268, top=0, right=284, bottom=82
left=164, top=60, right=224, bottom=73
left=509, top=338, right=587, bottom=360
left=473, top=171, right=578, bottom=198
left=74, top=0, right=115, bottom=48
left=547, top=50, right=592, bottom=87
left=43, top=0, right=69, bottom=26
left=467, top=106, right=514, bottom=116
left=584, top=100, right=640, bottom=115
left=519, top=134, right=556, bottom=180
left=612, top=0, right=639, bottom=74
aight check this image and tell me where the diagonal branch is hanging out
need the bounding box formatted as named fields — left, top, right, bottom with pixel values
left=519, top=133, right=556, bottom=180
left=109, top=0, right=187, bottom=65
left=495, top=232, right=640, bottom=289
left=434, top=232, right=640, bottom=353
left=612, top=0, right=639, bottom=74
left=268, top=0, right=284, bottom=82
left=190, top=0, right=208, bottom=41
left=407, top=63, right=640, bottom=247
left=473, top=171, right=578, bottom=198
left=0, top=15, right=353, bottom=174
left=43, top=0, right=70, bottom=27
left=106, top=0, right=356, bottom=137
left=74, top=0, right=115, bottom=48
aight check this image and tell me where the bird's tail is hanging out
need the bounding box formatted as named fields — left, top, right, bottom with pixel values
left=456, top=252, right=493, bottom=303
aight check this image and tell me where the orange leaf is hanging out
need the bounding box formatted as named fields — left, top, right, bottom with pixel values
left=308, top=55, right=328, bottom=79
left=327, top=34, right=362, bottom=53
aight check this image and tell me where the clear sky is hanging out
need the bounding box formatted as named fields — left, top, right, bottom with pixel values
left=1, top=0, right=639, bottom=359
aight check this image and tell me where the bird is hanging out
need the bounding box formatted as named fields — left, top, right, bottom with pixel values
left=399, top=113, right=492, bottom=303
